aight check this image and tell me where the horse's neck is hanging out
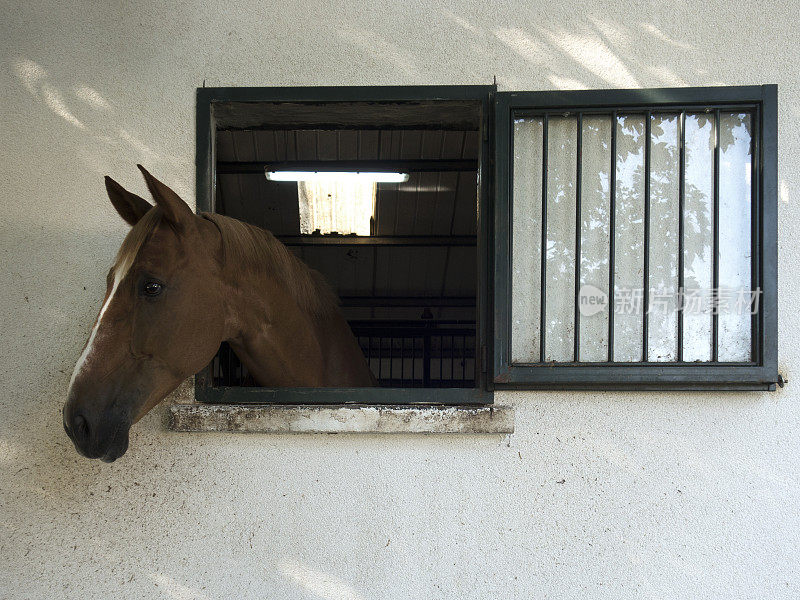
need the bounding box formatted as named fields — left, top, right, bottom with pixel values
left=223, top=269, right=374, bottom=387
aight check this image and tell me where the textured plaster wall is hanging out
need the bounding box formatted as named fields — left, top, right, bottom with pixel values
left=1, top=1, right=798, bottom=598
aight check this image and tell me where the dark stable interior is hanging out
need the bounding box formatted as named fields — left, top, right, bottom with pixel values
left=211, top=100, right=479, bottom=388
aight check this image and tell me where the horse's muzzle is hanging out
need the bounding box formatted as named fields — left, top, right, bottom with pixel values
left=62, top=403, right=131, bottom=462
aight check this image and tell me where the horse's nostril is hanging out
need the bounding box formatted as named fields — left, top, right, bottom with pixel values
left=72, top=414, right=90, bottom=444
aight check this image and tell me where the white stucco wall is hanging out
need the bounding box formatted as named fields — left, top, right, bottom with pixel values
left=1, top=1, right=798, bottom=598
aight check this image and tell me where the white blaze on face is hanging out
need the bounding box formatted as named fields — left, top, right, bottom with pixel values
left=68, top=253, right=134, bottom=394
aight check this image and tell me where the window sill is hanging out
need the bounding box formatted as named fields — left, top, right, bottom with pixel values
left=168, top=403, right=514, bottom=434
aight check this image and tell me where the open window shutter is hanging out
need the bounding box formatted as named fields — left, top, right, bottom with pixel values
left=492, top=86, right=778, bottom=390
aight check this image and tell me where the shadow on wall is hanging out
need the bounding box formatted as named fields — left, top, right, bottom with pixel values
left=11, top=57, right=192, bottom=199
left=436, top=11, right=705, bottom=90
left=329, top=7, right=727, bottom=91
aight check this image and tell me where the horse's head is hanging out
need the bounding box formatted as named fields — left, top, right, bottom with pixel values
left=64, top=166, right=225, bottom=461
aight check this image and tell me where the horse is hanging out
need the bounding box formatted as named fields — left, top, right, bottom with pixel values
left=63, top=165, right=376, bottom=462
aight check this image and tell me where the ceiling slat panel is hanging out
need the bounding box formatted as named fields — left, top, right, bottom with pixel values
left=392, top=172, right=417, bottom=235
left=358, top=130, right=379, bottom=160
left=317, top=131, right=338, bottom=160
left=412, top=172, right=440, bottom=235
left=232, top=131, right=258, bottom=162
left=253, top=130, right=278, bottom=161
left=400, top=131, right=423, bottom=159
left=337, top=130, right=359, bottom=160
left=451, top=172, right=477, bottom=236
left=429, top=172, right=458, bottom=235
left=441, top=130, right=467, bottom=159
left=294, top=130, right=317, bottom=160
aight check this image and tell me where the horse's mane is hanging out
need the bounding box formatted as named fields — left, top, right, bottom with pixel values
left=200, top=212, right=340, bottom=319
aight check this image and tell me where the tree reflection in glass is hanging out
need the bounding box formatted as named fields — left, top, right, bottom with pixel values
left=509, top=109, right=753, bottom=365
left=648, top=114, right=680, bottom=362
left=613, top=115, right=645, bottom=362
left=683, top=113, right=714, bottom=362
left=718, top=112, right=752, bottom=362
left=544, top=116, right=577, bottom=362
left=579, top=116, right=612, bottom=362
left=511, top=118, right=543, bottom=363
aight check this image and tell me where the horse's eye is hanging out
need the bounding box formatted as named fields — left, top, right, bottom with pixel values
left=143, top=281, right=163, bottom=297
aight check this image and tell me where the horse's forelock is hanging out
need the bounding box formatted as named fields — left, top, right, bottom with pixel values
left=112, top=208, right=162, bottom=280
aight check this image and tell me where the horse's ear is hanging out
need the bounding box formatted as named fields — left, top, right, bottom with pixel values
left=104, top=176, right=152, bottom=226
left=136, top=164, right=193, bottom=229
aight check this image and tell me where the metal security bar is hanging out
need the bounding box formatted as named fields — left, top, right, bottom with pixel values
left=677, top=112, right=686, bottom=361
left=494, top=86, right=778, bottom=390
left=353, top=323, right=476, bottom=388
left=211, top=342, right=251, bottom=387
left=210, top=324, right=476, bottom=388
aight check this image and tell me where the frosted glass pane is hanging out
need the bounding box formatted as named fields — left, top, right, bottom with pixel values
left=508, top=110, right=754, bottom=368
left=511, top=118, right=543, bottom=363
left=648, top=114, right=680, bottom=361
left=579, top=116, right=612, bottom=362
left=718, top=112, right=752, bottom=362
left=613, top=115, right=645, bottom=362
left=683, top=114, right=714, bottom=361
left=544, top=116, right=577, bottom=362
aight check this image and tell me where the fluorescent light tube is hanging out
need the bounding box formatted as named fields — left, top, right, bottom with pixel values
left=265, top=171, right=409, bottom=183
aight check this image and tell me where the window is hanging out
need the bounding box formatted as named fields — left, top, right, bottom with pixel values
left=196, top=86, right=493, bottom=405
left=494, top=86, right=778, bottom=390
left=196, top=84, right=778, bottom=405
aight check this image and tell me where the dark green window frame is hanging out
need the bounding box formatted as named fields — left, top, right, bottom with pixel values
left=195, top=85, right=494, bottom=405
left=195, top=84, right=779, bottom=404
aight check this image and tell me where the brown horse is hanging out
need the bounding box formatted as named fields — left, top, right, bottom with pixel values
left=63, top=165, right=375, bottom=461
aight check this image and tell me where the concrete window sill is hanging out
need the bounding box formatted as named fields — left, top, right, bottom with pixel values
left=168, top=404, right=514, bottom=434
